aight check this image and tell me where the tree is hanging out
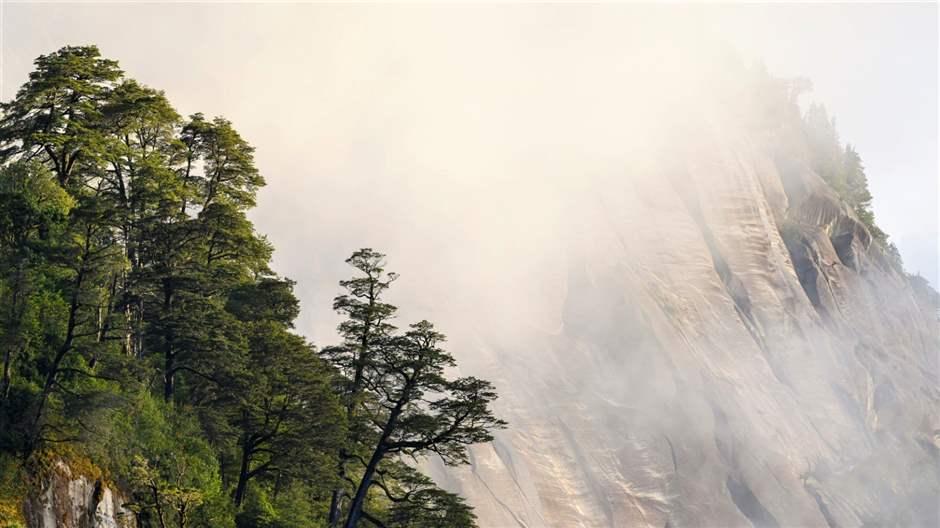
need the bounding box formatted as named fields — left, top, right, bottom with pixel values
left=342, top=320, right=504, bottom=527
left=373, top=461, right=477, bottom=528
left=221, top=278, right=344, bottom=507
left=99, top=79, right=184, bottom=358
left=0, top=161, right=74, bottom=402
left=0, top=161, right=75, bottom=451
left=802, top=105, right=888, bottom=247
left=26, top=153, right=127, bottom=449
left=125, top=111, right=271, bottom=404
left=323, top=250, right=505, bottom=527
left=0, top=46, right=121, bottom=185
left=323, top=249, right=399, bottom=527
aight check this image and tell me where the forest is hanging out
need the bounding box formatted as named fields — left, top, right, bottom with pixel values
left=0, top=46, right=504, bottom=528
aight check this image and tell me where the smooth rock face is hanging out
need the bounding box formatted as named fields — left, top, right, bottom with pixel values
left=24, top=461, right=135, bottom=528
left=436, top=111, right=939, bottom=527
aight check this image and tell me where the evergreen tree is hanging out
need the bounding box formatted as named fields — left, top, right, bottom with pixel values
left=341, top=320, right=504, bottom=528
left=222, top=278, right=344, bottom=508
left=323, top=248, right=399, bottom=527
left=325, top=250, right=505, bottom=528
left=0, top=46, right=121, bottom=185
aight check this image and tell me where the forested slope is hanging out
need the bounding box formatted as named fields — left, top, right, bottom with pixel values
left=0, top=46, right=503, bottom=528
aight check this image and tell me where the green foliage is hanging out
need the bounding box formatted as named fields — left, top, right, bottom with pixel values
left=0, top=45, right=502, bottom=528
left=235, top=490, right=279, bottom=528
left=0, top=454, right=26, bottom=527
left=800, top=102, right=904, bottom=270
left=324, top=250, right=505, bottom=528
left=0, top=45, right=121, bottom=185
left=802, top=106, right=887, bottom=238
left=374, top=462, right=477, bottom=528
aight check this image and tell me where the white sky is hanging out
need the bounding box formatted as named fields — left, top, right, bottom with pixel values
left=1, top=3, right=937, bottom=337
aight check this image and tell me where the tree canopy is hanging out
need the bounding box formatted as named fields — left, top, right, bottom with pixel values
left=0, top=46, right=504, bottom=528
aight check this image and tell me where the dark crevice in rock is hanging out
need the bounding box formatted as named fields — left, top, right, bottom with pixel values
left=711, top=405, right=734, bottom=466
left=830, top=232, right=857, bottom=271
left=803, top=482, right=839, bottom=528
left=665, top=170, right=767, bottom=354
left=781, top=227, right=825, bottom=312
left=780, top=224, right=845, bottom=322
left=85, top=478, right=105, bottom=528
left=726, top=476, right=781, bottom=528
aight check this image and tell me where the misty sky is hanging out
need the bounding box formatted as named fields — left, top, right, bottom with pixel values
left=2, top=3, right=936, bottom=339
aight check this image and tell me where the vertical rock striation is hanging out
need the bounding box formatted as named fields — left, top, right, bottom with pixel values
left=440, top=96, right=939, bottom=528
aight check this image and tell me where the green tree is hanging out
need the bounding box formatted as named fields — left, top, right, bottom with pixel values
left=324, top=251, right=504, bottom=528
left=373, top=462, right=477, bottom=528
left=341, top=320, right=504, bottom=528
left=323, top=249, right=399, bottom=527
left=0, top=161, right=75, bottom=451
left=231, top=323, right=341, bottom=507
left=0, top=46, right=121, bottom=185
left=0, top=162, right=74, bottom=401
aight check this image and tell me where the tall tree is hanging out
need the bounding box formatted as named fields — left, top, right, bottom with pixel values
left=99, top=79, right=184, bottom=358
left=221, top=278, right=344, bottom=508
left=323, top=249, right=399, bottom=526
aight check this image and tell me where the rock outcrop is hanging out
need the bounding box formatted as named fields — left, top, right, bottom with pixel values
left=23, top=461, right=135, bottom=528
left=435, top=96, right=939, bottom=527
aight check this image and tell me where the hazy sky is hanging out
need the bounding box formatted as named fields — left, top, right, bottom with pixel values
left=1, top=3, right=936, bottom=338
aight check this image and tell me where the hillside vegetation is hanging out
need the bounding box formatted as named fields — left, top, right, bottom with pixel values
left=0, top=46, right=503, bottom=528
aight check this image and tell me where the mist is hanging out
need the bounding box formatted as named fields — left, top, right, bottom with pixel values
left=3, top=4, right=936, bottom=334
left=2, top=3, right=937, bottom=527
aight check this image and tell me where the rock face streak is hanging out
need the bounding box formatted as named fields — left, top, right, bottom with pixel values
left=438, top=117, right=939, bottom=527
left=24, top=461, right=135, bottom=528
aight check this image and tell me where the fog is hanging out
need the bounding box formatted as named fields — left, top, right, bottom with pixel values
left=3, top=4, right=936, bottom=342
left=3, top=4, right=937, bottom=526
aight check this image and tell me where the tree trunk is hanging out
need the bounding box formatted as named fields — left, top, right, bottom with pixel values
left=332, top=313, right=374, bottom=527
left=161, top=282, right=175, bottom=403
left=343, top=447, right=385, bottom=528
left=30, top=265, right=83, bottom=448
left=163, top=352, right=175, bottom=403
left=328, top=488, right=343, bottom=528
left=233, top=438, right=252, bottom=507
left=1, top=346, right=13, bottom=401
left=344, top=392, right=408, bottom=528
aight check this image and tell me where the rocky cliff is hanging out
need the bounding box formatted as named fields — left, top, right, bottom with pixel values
left=433, top=87, right=939, bottom=527
left=23, top=461, right=135, bottom=528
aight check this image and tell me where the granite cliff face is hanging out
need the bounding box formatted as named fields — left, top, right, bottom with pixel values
left=433, top=93, right=939, bottom=527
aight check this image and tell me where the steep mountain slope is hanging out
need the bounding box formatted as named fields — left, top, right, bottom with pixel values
left=435, top=81, right=939, bottom=528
